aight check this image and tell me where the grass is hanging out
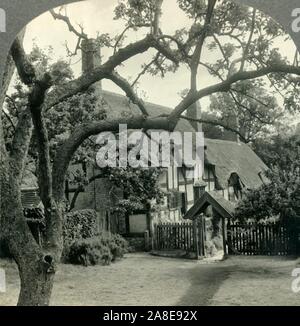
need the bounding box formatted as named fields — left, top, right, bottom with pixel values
left=0, top=253, right=300, bottom=306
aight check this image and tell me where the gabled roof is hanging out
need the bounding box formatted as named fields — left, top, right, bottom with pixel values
left=184, top=191, right=236, bottom=220
left=98, top=90, right=268, bottom=190
left=205, top=139, right=268, bottom=190
left=100, top=90, right=194, bottom=133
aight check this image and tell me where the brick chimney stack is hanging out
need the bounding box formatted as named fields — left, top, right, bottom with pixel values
left=187, top=101, right=202, bottom=132
left=81, top=38, right=102, bottom=91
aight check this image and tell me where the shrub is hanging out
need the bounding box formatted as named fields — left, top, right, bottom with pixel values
left=62, top=209, right=98, bottom=262
left=63, top=209, right=98, bottom=243
left=68, top=232, right=128, bottom=266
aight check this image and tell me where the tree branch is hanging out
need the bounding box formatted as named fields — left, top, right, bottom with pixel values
left=113, top=23, right=151, bottom=54
left=50, top=9, right=88, bottom=40
left=9, top=37, right=37, bottom=183
left=169, top=63, right=300, bottom=121
left=43, top=35, right=178, bottom=112
left=190, top=0, right=217, bottom=90
left=52, top=116, right=172, bottom=200
left=228, top=90, right=278, bottom=125
left=106, top=71, right=149, bottom=116
left=180, top=115, right=248, bottom=143
left=11, top=36, right=54, bottom=220
left=240, top=9, right=256, bottom=72
left=212, top=34, right=230, bottom=70
left=10, top=38, right=36, bottom=86
left=131, top=52, right=161, bottom=87
left=9, top=108, right=33, bottom=183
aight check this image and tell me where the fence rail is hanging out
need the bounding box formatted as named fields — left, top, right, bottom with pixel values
left=154, top=220, right=205, bottom=258
left=227, top=222, right=300, bottom=256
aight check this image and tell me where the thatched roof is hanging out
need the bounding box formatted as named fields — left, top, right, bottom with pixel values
left=205, top=139, right=268, bottom=190
left=100, top=91, right=268, bottom=189
left=100, top=90, right=193, bottom=133
left=20, top=91, right=267, bottom=199
left=184, top=191, right=236, bottom=220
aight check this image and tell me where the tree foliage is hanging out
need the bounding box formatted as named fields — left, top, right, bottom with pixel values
left=235, top=135, right=300, bottom=222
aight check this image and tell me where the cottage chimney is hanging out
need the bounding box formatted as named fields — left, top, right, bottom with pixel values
left=81, top=38, right=102, bottom=91
left=223, top=112, right=240, bottom=143
left=187, top=101, right=202, bottom=132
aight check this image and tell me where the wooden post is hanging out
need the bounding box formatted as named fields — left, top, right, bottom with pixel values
left=152, top=224, right=156, bottom=251
left=201, top=216, right=206, bottom=258
left=144, top=230, right=150, bottom=252
left=193, top=218, right=200, bottom=260
left=222, top=217, right=227, bottom=257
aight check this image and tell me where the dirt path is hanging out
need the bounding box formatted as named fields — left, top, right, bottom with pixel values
left=176, top=264, right=230, bottom=305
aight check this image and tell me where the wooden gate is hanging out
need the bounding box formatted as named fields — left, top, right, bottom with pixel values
left=227, top=222, right=300, bottom=256
left=153, top=218, right=205, bottom=258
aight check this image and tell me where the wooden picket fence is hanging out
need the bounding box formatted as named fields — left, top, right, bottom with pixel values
left=227, top=222, right=300, bottom=256
left=153, top=219, right=205, bottom=258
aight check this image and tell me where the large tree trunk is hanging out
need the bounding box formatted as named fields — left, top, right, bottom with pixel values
left=1, top=167, right=57, bottom=306
left=0, top=30, right=60, bottom=306
left=16, top=260, right=55, bottom=306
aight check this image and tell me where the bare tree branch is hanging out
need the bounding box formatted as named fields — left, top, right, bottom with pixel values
left=212, top=34, right=230, bottom=70
left=169, top=64, right=300, bottom=121
left=131, top=53, right=161, bottom=87
left=50, top=9, right=88, bottom=40
left=228, top=90, right=279, bottom=125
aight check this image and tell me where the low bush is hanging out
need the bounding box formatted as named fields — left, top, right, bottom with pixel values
left=62, top=209, right=98, bottom=262
left=68, top=232, right=128, bottom=266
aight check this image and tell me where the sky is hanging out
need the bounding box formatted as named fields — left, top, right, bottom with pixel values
left=22, top=0, right=299, bottom=114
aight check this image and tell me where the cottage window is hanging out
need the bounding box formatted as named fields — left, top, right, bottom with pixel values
left=203, top=165, right=216, bottom=191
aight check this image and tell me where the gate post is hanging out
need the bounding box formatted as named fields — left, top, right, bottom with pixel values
left=144, top=230, right=150, bottom=252
left=153, top=224, right=157, bottom=250
left=193, top=218, right=200, bottom=260
left=222, top=217, right=228, bottom=256
left=202, top=216, right=206, bottom=258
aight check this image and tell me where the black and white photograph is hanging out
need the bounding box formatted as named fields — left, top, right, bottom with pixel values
left=0, top=0, right=300, bottom=310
